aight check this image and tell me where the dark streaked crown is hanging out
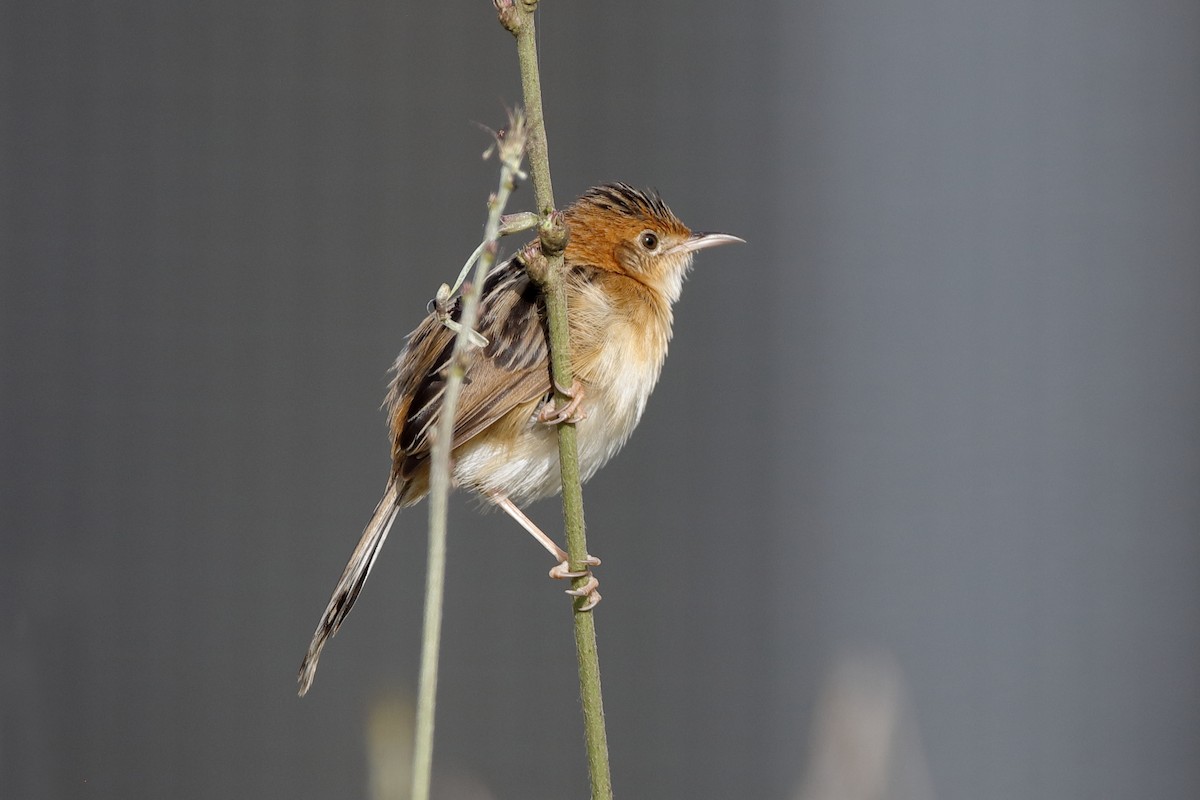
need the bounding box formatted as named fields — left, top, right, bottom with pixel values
left=573, top=183, right=685, bottom=231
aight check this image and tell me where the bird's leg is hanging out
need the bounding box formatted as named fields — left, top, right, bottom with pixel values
left=488, top=490, right=602, bottom=610
left=537, top=378, right=588, bottom=425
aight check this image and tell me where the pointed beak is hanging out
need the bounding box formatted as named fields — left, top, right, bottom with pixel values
left=670, top=231, right=745, bottom=255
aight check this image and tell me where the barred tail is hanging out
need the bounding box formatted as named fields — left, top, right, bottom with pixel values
left=298, top=481, right=401, bottom=696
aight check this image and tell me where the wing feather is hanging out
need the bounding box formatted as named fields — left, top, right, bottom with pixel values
left=386, top=255, right=552, bottom=486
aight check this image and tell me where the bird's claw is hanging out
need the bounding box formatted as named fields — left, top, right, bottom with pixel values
left=548, top=554, right=601, bottom=579
left=538, top=378, right=587, bottom=425
left=565, top=575, right=599, bottom=597
left=549, top=555, right=602, bottom=611
left=575, top=589, right=602, bottom=612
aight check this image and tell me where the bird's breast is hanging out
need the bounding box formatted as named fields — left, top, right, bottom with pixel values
left=453, top=281, right=673, bottom=505
left=571, top=305, right=671, bottom=483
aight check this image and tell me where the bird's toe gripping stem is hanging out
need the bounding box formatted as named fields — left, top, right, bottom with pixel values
left=549, top=554, right=602, bottom=611
left=538, top=378, right=587, bottom=425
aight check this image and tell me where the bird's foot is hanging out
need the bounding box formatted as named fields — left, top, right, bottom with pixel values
left=538, top=378, right=587, bottom=425
left=549, top=554, right=602, bottom=611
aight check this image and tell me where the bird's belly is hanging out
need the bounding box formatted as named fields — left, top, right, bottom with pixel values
left=455, top=359, right=659, bottom=506
left=454, top=425, right=563, bottom=504
left=574, top=375, right=652, bottom=480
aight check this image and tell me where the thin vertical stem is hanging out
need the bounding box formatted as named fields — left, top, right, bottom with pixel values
left=412, top=113, right=528, bottom=800
left=497, top=2, right=614, bottom=798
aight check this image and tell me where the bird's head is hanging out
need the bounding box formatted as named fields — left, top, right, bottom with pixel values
left=563, top=183, right=743, bottom=303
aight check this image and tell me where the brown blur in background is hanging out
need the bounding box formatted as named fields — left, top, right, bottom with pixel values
left=3, top=2, right=1198, bottom=799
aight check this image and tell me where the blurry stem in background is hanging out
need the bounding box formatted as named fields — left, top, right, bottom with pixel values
left=411, top=110, right=528, bottom=800
left=496, top=2, right=614, bottom=798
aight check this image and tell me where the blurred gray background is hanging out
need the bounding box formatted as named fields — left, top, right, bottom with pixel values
left=3, top=1, right=1198, bottom=798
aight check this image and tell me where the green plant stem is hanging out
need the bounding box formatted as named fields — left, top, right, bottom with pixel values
left=499, top=2, right=614, bottom=798
left=412, top=113, right=527, bottom=800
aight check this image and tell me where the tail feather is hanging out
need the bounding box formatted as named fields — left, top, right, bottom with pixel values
left=298, top=482, right=401, bottom=696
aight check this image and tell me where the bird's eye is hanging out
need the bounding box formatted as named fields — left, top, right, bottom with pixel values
left=639, top=231, right=659, bottom=251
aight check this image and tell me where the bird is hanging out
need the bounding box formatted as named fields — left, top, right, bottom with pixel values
left=298, top=183, right=742, bottom=695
